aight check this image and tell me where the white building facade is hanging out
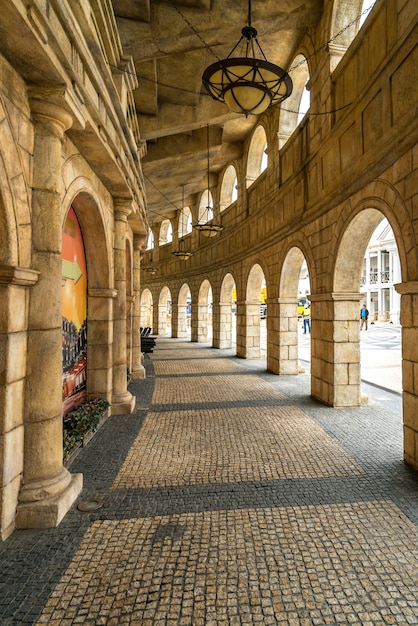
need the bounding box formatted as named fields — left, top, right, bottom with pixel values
left=360, top=219, right=401, bottom=323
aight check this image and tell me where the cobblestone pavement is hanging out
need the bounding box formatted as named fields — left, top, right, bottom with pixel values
left=1, top=338, right=418, bottom=625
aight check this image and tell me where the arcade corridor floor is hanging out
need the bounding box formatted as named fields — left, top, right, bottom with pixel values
left=1, top=338, right=418, bottom=625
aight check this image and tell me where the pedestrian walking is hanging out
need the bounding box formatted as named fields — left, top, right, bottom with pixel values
left=360, top=304, right=369, bottom=330
left=303, top=305, right=311, bottom=334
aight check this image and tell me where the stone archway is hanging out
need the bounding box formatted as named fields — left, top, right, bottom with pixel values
left=315, top=199, right=409, bottom=410
left=140, top=288, right=153, bottom=330
left=69, top=190, right=113, bottom=403
left=269, top=247, right=308, bottom=375
left=158, top=286, right=172, bottom=336
left=213, top=273, right=236, bottom=350
left=236, top=263, right=266, bottom=359
left=0, top=105, right=36, bottom=538
left=177, top=283, right=191, bottom=339
left=322, top=206, right=404, bottom=409
left=193, top=279, right=213, bottom=343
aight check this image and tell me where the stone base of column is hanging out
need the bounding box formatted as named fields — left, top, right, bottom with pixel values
left=15, top=472, right=83, bottom=529
left=131, top=364, right=146, bottom=379
left=111, top=391, right=136, bottom=415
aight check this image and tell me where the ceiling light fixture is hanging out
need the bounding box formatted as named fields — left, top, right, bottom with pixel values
left=172, top=185, right=193, bottom=260
left=202, top=0, right=293, bottom=117
left=193, top=125, right=223, bottom=237
left=142, top=251, right=158, bottom=274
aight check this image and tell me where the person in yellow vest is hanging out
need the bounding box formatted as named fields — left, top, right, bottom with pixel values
left=302, top=305, right=311, bottom=334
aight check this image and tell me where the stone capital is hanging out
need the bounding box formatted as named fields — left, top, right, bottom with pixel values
left=394, top=281, right=418, bottom=295
left=275, top=297, right=298, bottom=305
left=114, top=198, right=133, bottom=221
left=309, top=292, right=363, bottom=302
left=29, top=90, right=74, bottom=137
left=0, top=265, right=40, bottom=286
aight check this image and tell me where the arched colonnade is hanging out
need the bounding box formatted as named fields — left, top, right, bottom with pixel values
left=141, top=182, right=418, bottom=468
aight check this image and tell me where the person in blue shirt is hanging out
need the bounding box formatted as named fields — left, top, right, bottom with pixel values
left=360, top=304, right=369, bottom=330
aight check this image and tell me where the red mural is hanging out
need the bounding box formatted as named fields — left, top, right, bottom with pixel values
left=62, top=207, right=87, bottom=416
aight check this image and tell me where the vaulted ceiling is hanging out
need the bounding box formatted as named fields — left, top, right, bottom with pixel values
left=111, top=0, right=323, bottom=225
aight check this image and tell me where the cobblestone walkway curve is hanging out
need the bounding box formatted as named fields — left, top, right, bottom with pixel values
left=1, top=338, right=418, bottom=625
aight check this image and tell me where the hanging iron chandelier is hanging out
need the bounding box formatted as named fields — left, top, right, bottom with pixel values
left=193, top=125, right=223, bottom=237
left=202, top=0, right=293, bottom=117
left=172, top=185, right=193, bottom=259
left=142, top=248, right=158, bottom=274
left=142, top=262, right=158, bottom=275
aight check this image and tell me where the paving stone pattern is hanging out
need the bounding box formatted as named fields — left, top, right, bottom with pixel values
left=1, top=338, right=418, bottom=625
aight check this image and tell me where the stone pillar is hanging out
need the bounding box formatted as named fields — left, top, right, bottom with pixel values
left=170, top=303, right=179, bottom=338
left=236, top=300, right=261, bottom=359
left=310, top=293, right=362, bottom=407
left=395, top=282, right=418, bottom=469
left=111, top=201, right=135, bottom=415
left=190, top=302, right=199, bottom=342
left=16, top=99, right=82, bottom=529
left=177, top=302, right=189, bottom=338
left=266, top=298, right=299, bottom=375
left=212, top=303, right=232, bottom=349
left=197, top=305, right=208, bottom=343
left=131, top=236, right=146, bottom=380
left=126, top=294, right=135, bottom=375
left=87, top=288, right=116, bottom=401
left=0, top=266, right=39, bottom=539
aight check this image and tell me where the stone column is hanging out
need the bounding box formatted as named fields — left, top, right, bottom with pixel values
left=87, top=288, right=117, bottom=401
left=236, top=300, right=260, bottom=359
left=190, top=302, right=199, bottom=342
left=177, top=303, right=189, bottom=338
left=310, top=292, right=362, bottom=407
left=169, top=303, right=178, bottom=338
left=111, top=201, right=135, bottom=415
left=0, top=266, right=39, bottom=539
left=16, top=99, right=82, bottom=529
left=266, top=298, right=299, bottom=375
left=197, top=305, right=208, bottom=343
left=131, top=235, right=146, bottom=380
left=212, top=302, right=233, bottom=349
left=395, top=281, right=418, bottom=469
left=126, top=294, right=135, bottom=374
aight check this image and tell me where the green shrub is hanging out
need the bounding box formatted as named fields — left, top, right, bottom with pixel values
left=63, top=397, right=110, bottom=459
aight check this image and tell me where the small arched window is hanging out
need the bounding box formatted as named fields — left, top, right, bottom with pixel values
left=297, top=80, right=311, bottom=124
left=246, top=125, right=268, bottom=188
left=198, top=189, right=214, bottom=223
left=178, top=207, right=192, bottom=237
left=329, top=0, right=377, bottom=71
left=359, top=0, right=376, bottom=28
left=146, top=230, right=154, bottom=250
left=278, top=54, right=310, bottom=148
left=159, top=219, right=173, bottom=245
left=220, top=165, right=238, bottom=211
